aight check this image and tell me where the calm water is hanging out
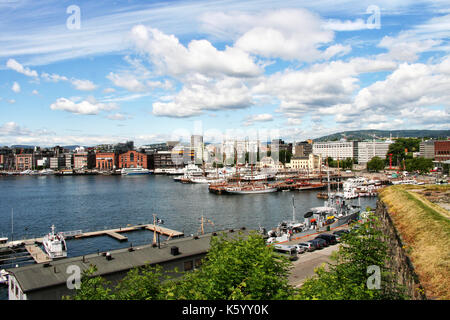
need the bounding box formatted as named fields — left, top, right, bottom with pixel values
left=0, top=174, right=376, bottom=299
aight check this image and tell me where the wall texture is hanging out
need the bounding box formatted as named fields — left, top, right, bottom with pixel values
left=375, top=199, right=427, bottom=300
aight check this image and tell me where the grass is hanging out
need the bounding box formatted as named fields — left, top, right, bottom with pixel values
left=379, top=185, right=450, bottom=300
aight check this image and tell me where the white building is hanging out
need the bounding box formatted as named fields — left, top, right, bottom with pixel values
left=286, top=154, right=322, bottom=172
left=312, top=140, right=356, bottom=160
left=357, top=140, right=393, bottom=164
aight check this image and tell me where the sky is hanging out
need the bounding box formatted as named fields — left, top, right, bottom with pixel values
left=0, top=0, right=449, bottom=147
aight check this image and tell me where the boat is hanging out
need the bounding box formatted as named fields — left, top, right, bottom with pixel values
left=121, top=167, right=151, bottom=175
left=42, top=225, right=67, bottom=259
left=224, top=183, right=278, bottom=194
left=0, top=269, right=8, bottom=285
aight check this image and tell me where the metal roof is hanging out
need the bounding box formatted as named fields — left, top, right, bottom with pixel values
left=7, top=229, right=252, bottom=293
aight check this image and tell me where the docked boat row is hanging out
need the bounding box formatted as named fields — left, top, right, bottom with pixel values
left=266, top=194, right=361, bottom=244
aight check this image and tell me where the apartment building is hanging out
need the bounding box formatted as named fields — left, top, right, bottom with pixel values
left=357, top=141, right=392, bottom=164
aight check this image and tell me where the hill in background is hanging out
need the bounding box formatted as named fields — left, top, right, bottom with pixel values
left=314, top=130, right=450, bottom=142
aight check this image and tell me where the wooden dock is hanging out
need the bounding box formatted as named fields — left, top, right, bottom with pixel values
left=73, top=224, right=184, bottom=241
left=25, top=244, right=51, bottom=263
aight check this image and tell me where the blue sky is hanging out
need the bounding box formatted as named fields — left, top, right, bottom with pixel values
left=0, top=0, right=449, bottom=146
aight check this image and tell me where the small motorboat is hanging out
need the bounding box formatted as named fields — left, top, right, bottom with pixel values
left=42, top=225, right=67, bottom=259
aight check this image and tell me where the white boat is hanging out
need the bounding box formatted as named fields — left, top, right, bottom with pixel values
left=121, top=167, right=151, bottom=175
left=0, top=269, right=8, bottom=285
left=42, top=225, right=67, bottom=259
left=225, top=184, right=278, bottom=194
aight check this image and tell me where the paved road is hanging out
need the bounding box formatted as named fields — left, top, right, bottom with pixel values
left=283, top=226, right=348, bottom=287
left=288, top=245, right=338, bottom=287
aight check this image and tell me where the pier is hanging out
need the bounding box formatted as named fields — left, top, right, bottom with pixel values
left=24, top=244, right=51, bottom=264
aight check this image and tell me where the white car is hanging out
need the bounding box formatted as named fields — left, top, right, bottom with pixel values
left=294, top=244, right=306, bottom=254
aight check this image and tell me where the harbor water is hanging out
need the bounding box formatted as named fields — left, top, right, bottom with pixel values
left=0, top=174, right=376, bottom=299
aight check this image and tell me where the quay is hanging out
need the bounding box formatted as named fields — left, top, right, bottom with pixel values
left=24, top=244, right=51, bottom=264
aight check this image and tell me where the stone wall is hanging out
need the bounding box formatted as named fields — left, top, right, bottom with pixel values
left=375, top=199, right=427, bottom=300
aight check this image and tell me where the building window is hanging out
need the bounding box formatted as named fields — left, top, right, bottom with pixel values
left=130, top=153, right=134, bottom=162
left=184, top=260, right=193, bottom=271
left=194, top=258, right=203, bottom=269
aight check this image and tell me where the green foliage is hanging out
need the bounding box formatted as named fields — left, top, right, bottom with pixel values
left=295, top=214, right=406, bottom=300
left=367, top=156, right=385, bottom=172
left=65, top=266, right=113, bottom=300
left=165, top=231, right=294, bottom=300
left=405, top=157, right=433, bottom=173
left=386, top=138, right=421, bottom=165
left=326, top=157, right=353, bottom=170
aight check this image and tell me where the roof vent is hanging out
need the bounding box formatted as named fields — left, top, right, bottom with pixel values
left=170, top=246, right=180, bottom=256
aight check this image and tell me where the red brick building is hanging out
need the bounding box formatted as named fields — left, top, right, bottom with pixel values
left=15, top=154, right=34, bottom=171
left=435, top=140, right=450, bottom=161
left=95, top=152, right=118, bottom=170
left=119, top=150, right=148, bottom=169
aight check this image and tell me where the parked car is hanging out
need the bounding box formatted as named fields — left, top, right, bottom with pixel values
left=315, top=233, right=337, bottom=245
left=297, top=242, right=315, bottom=252
left=308, top=238, right=327, bottom=249
left=294, top=244, right=306, bottom=254
left=332, top=229, right=349, bottom=242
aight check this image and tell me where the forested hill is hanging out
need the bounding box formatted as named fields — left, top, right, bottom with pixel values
left=314, top=130, right=450, bottom=141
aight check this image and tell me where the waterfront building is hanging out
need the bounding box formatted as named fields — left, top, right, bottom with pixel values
left=152, top=150, right=183, bottom=170
left=36, top=157, right=49, bottom=169
left=6, top=230, right=251, bottom=300
left=0, top=148, right=15, bottom=170
left=312, top=140, right=357, bottom=160
left=357, top=140, right=393, bottom=164
left=15, top=153, right=34, bottom=171
left=191, top=135, right=204, bottom=164
left=49, top=156, right=65, bottom=170
left=118, top=150, right=149, bottom=169
left=74, top=151, right=95, bottom=169
left=286, top=154, right=322, bottom=172
left=293, top=141, right=312, bottom=157
left=64, top=153, right=73, bottom=169
left=434, top=140, right=450, bottom=162
left=257, top=156, right=284, bottom=170
left=420, top=140, right=435, bottom=159
left=95, top=152, right=118, bottom=170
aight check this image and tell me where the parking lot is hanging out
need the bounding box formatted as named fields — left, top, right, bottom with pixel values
left=284, top=225, right=349, bottom=287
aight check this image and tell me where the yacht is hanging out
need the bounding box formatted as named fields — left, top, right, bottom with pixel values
left=121, top=167, right=151, bottom=175
left=0, top=269, right=8, bottom=285
left=42, top=225, right=67, bottom=259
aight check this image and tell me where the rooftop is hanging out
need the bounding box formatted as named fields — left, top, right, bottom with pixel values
left=7, top=228, right=252, bottom=293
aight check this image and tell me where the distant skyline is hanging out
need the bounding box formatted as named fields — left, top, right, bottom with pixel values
left=1, top=0, right=449, bottom=146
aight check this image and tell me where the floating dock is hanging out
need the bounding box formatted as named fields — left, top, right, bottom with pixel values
left=24, top=244, right=51, bottom=264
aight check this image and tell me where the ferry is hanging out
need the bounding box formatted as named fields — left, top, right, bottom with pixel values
left=42, top=225, right=67, bottom=259
left=121, top=167, right=151, bottom=175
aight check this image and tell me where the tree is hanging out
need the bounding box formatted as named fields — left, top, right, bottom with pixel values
left=295, top=213, right=406, bottom=300
left=405, top=157, right=433, bottom=173
left=68, top=232, right=294, bottom=300
left=386, top=138, right=420, bottom=166
left=165, top=231, right=294, bottom=300
left=367, top=156, right=385, bottom=172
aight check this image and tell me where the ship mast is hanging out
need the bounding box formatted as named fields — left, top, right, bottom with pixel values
left=292, top=195, right=296, bottom=222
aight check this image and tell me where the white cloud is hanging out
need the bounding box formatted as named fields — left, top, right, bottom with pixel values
left=152, top=76, right=253, bottom=117
left=107, top=72, right=147, bottom=92
left=41, top=72, right=68, bottom=82
left=32, top=89, right=39, bottom=95
left=106, top=113, right=129, bottom=121
left=71, top=79, right=98, bottom=91
left=244, top=113, right=273, bottom=126
left=12, top=81, right=21, bottom=93
left=103, top=87, right=116, bottom=93
left=234, top=9, right=334, bottom=61
left=322, top=18, right=368, bottom=31
left=131, top=25, right=261, bottom=78
left=50, top=97, right=118, bottom=115
left=0, top=122, right=30, bottom=136
left=6, top=59, right=38, bottom=77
